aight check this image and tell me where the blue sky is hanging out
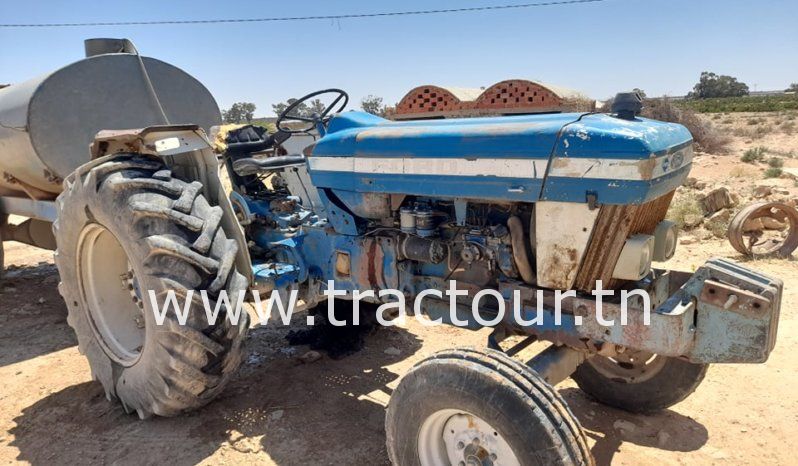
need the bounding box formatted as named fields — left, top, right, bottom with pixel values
left=1, top=0, right=796, bottom=117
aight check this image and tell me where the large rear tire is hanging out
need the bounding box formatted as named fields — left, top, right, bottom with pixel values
left=386, top=347, right=593, bottom=466
left=572, top=351, right=708, bottom=413
left=54, top=154, right=249, bottom=418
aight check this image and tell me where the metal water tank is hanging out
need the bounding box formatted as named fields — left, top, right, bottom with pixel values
left=0, top=39, right=221, bottom=198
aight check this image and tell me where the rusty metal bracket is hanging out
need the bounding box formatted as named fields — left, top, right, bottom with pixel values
left=496, top=257, right=781, bottom=364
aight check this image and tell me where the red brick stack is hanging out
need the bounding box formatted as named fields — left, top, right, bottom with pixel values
left=393, top=80, right=594, bottom=120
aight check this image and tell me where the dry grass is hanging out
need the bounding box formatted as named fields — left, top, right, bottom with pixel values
left=729, top=166, right=749, bottom=177
left=705, top=217, right=730, bottom=238
left=666, top=192, right=704, bottom=229
left=643, top=98, right=731, bottom=153
left=733, top=125, right=772, bottom=140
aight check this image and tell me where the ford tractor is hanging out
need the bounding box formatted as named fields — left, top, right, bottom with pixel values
left=0, top=40, right=782, bottom=465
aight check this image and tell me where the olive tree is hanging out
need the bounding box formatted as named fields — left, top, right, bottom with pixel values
left=361, top=95, right=387, bottom=116
left=222, top=102, right=257, bottom=123
left=688, top=72, right=749, bottom=98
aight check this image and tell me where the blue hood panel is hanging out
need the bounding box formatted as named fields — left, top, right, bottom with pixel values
left=308, top=111, right=693, bottom=205
left=317, top=111, right=574, bottom=159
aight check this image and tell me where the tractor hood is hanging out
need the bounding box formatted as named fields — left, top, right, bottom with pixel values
left=308, top=111, right=693, bottom=205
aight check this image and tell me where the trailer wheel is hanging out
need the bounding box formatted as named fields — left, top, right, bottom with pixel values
left=54, top=154, right=249, bottom=418
left=386, top=347, right=593, bottom=466
left=571, top=351, right=708, bottom=413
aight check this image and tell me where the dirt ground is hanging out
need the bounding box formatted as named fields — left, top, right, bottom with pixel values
left=1, top=111, right=797, bottom=465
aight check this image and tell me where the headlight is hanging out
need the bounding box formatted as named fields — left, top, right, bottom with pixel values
left=653, top=220, right=678, bottom=262
left=612, top=234, right=655, bottom=281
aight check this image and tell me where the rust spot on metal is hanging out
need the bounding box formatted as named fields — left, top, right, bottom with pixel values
left=575, top=191, right=675, bottom=291
left=699, top=279, right=770, bottom=317
left=637, top=157, right=657, bottom=179
left=1, top=172, right=56, bottom=200
left=540, top=244, right=579, bottom=290
left=43, top=169, right=62, bottom=185
left=334, top=251, right=351, bottom=277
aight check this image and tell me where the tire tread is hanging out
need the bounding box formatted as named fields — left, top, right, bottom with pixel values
left=54, top=154, right=248, bottom=418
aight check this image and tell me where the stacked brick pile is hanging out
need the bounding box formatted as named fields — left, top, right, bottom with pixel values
left=393, top=79, right=594, bottom=120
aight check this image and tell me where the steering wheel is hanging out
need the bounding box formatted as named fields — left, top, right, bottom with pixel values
left=276, top=89, right=349, bottom=134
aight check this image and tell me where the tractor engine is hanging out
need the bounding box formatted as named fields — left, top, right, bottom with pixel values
left=372, top=200, right=525, bottom=288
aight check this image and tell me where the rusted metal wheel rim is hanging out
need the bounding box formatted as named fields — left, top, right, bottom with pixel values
left=587, top=351, right=668, bottom=384
left=727, top=202, right=798, bottom=257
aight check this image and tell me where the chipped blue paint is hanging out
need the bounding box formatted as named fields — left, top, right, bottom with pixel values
left=540, top=164, right=691, bottom=204
left=309, top=111, right=693, bottom=206
left=252, top=261, right=301, bottom=290
left=554, top=114, right=693, bottom=159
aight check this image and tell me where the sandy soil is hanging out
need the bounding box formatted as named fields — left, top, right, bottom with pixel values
left=691, top=110, right=798, bottom=198
left=1, top=112, right=797, bottom=465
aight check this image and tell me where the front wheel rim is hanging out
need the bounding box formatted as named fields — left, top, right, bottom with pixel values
left=77, top=224, right=146, bottom=366
left=587, top=351, right=668, bottom=383
left=418, top=409, right=521, bottom=466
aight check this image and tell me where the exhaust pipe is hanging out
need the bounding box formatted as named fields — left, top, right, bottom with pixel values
left=508, top=215, right=536, bottom=285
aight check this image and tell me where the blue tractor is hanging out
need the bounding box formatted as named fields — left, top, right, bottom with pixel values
left=0, top=41, right=782, bottom=466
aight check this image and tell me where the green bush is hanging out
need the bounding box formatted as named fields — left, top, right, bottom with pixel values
left=768, top=157, right=784, bottom=168
left=741, top=147, right=767, bottom=163
left=764, top=167, right=783, bottom=178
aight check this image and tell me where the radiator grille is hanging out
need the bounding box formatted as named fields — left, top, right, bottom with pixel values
left=574, top=191, right=675, bottom=291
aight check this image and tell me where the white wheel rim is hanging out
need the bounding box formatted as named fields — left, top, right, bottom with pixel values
left=77, top=224, right=145, bottom=366
left=418, top=409, right=521, bottom=466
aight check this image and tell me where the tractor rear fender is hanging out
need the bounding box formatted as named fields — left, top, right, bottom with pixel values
left=86, top=125, right=253, bottom=284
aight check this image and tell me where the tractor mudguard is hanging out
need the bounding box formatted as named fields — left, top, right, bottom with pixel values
left=86, top=125, right=253, bottom=284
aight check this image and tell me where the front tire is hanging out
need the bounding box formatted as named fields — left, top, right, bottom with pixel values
left=54, top=154, right=249, bottom=418
left=572, top=351, right=708, bottom=413
left=386, top=347, right=593, bottom=466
